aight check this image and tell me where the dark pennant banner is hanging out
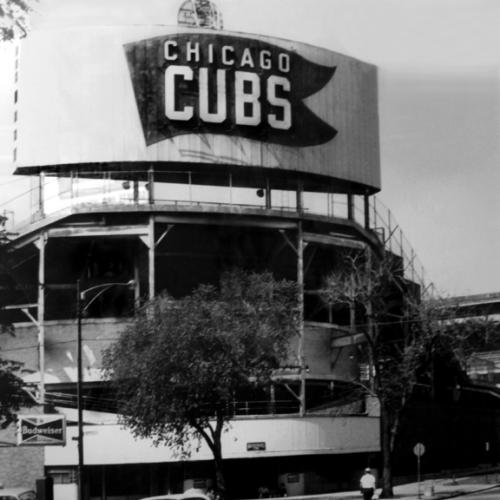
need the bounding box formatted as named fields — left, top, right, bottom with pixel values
left=125, top=33, right=337, bottom=147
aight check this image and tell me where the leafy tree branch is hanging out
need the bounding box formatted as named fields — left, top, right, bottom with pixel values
left=103, top=269, right=299, bottom=496
left=0, top=0, right=34, bottom=41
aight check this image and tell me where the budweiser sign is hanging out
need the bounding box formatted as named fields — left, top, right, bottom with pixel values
left=17, top=414, right=66, bottom=446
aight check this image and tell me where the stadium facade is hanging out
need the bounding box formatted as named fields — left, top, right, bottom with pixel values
left=0, top=2, right=432, bottom=499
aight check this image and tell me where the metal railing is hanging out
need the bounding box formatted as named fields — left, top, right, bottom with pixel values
left=1, top=171, right=434, bottom=295
left=367, top=197, right=435, bottom=298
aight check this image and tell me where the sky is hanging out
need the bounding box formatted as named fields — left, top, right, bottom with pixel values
left=0, top=0, right=500, bottom=297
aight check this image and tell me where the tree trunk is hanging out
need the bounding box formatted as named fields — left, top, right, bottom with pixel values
left=379, top=402, right=394, bottom=498
left=213, top=439, right=226, bottom=498
left=196, top=420, right=227, bottom=498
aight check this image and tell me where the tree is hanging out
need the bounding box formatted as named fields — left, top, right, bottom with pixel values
left=320, top=250, right=474, bottom=498
left=103, top=269, right=299, bottom=497
left=0, top=358, right=33, bottom=427
left=419, top=297, right=499, bottom=395
left=0, top=216, right=35, bottom=425
left=0, top=0, right=33, bottom=41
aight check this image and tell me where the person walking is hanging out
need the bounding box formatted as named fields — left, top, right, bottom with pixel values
left=360, top=468, right=376, bottom=500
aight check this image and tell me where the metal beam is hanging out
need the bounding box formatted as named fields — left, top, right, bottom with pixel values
left=279, top=229, right=298, bottom=255
left=155, top=225, right=174, bottom=248
left=303, top=232, right=366, bottom=250
left=22, top=308, right=39, bottom=328
left=3, top=302, right=37, bottom=310
left=155, top=214, right=297, bottom=229
left=297, top=221, right=306, bottom=416
left=303, top=246, right=317, bottom=279
left=48, top=225, right=148, bottom=238
left=364, top=192, right=370, bottom=229
left=281, top=383, right=301, bottom=402
left=347, top=194, right=354, bottom=221
left=148, top=215, right=155, bottom=300
left=331, top=332, right=366, bottom=347
left=37, top=232, right=46, bottom=405
left=148, top=168, right=155, bottom=204
left=274, top=373, right=339, bottom=381
left=134, top=258, right=140, bottom=306
left=296, top=180, right=304, bottom=213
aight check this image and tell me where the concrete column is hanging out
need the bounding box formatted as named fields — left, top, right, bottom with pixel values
left=364, top=192, right=370, bottom=229
left=148, top=215, right=155, bottom=300
left=37, top=232, right=46, bottom=404
left=297, top=221, right=305, bottom=416
left=347, top=194, right=354, bottom=221
left=148, top=167, right=155, bottom=205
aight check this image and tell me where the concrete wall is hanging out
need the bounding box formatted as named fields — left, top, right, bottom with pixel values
left=9, top=319, right=342, bottom=384
left=6, top=318, right=130, bottom=383
left=303, top=325, right=332, bottom=375
left=45, top=414, right=379, bottom=466
left=0, top=410, right=44, bottom=489
left=0, top=444, right=44, bottom=489
left=303, top=324, right=359, bottom=381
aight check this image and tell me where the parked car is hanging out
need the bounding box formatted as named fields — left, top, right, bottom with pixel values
left=139, top=488, right=210, bottom=500
left=0, top=488, right=37, bottom=500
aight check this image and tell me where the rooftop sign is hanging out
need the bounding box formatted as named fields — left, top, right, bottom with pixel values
left=15, top=27, right=380, bottom=191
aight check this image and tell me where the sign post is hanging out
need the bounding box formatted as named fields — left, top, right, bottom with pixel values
left=413, top=442, right=426, bottom=498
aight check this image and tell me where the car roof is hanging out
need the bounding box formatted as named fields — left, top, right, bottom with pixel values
left=0, top=488, right=35, bottom=493
left=0, top=489, right=35, bottom=497
left=138, top=497, right=181, bottom=500
left=139, top=497, right=208, bottom=500
left=139, top=492, right=209, bottom=500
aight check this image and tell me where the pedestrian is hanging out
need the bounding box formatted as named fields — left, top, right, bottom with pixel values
left=360, top=468, right=376, bottom=500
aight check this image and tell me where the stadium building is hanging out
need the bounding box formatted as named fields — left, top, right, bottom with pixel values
left=0, top=2, right=432, bottom=499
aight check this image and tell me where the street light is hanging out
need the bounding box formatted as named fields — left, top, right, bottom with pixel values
left=76, top=279, right=134, bottom=500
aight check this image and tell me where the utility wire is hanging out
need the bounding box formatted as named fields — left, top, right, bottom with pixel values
left=3, top=311, right=492, bottom=356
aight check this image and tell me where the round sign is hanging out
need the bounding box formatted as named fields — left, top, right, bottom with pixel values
left=413, top=443, right=425, bottom=457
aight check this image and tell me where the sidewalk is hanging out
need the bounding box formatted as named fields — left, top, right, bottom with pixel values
left=288, top=470, right=500, bottom=500
left=385, top=471, right=500, bottom=499
left=379, top=471, right=499, bottom=500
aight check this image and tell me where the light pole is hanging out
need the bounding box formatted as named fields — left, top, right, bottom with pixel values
left=76, top=279, right=134, bottom=500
